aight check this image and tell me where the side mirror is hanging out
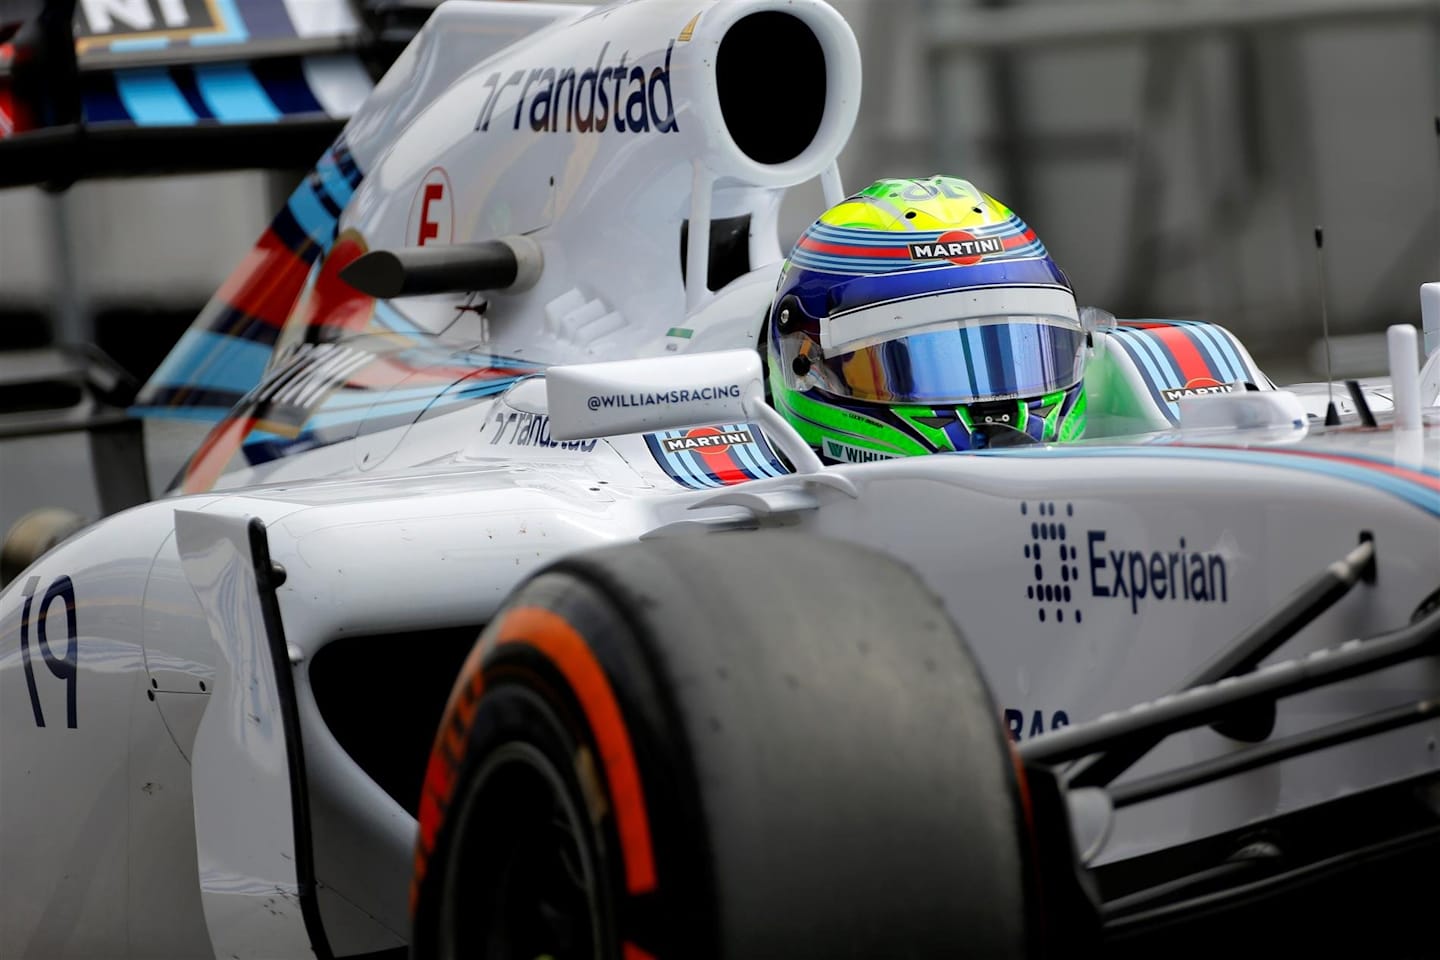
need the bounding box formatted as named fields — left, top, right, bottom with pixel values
left=544, top=349, right=824, bottom=473
left=545, top=349, right=762, bottom=440
left=1080, top=305, right=1117, bottom=336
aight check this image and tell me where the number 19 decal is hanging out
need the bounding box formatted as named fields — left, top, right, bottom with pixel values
left=19, top=575, right=78, bottom=728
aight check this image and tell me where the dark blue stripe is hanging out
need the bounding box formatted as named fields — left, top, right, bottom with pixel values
left=306, top=169, right=343, bottom=218
left=1111, top=333, right=1177, bottom=423
left=252, top=58, right=326, bottom=116
left=201, top=306, right=284, bottom=345
left=821, top=262, right=1070, bottom=317
left=1156, top=321, right=1228, bottom=382
left=1138, top=325, right=1207, bottom=385
left=81, top=72, right=130, bottom=123
left=980, top=446, right=1440, bottom=518
left=269, top=204, right=317, bottom=257
left=137, top=385, right=248, bottom=409
left=169, top=66, right=217, bottom=120
left=333, top=139, right=360, bottom=183
left=994, top=323, right=1017, bottom=383
left=957, top=325, right=980, bottom=398
left=1175, top=320, right=1245, bottom=382
left=237, top=0, right=298, bottom=40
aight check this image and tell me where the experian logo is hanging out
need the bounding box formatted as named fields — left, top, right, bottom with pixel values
left=1021, top=500, right=1229, bottom=624
left=475, top=41, right=679, bottom=135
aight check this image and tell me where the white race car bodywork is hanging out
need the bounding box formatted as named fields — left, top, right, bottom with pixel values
left=2, top=0, right=1439, bottom=956
left=5, top=377, right=1437, bottom=956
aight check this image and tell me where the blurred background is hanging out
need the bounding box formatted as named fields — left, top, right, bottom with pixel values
left=2, top=0, right=1439, bottom=530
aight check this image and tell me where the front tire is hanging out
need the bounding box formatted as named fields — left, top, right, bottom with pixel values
left=412, top=530, right=1035, bottom=958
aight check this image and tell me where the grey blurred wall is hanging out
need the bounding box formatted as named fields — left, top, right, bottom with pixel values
left=3, top=0, right=1437, bottom=385
left=828, top=0, right=1440, bottom=382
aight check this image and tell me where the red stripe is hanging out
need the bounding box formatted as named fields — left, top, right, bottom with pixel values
left=1001, top=229, right=1037, bottom=250
left=413, top=632, right=492, bottom=913
left=1148, top=326, right=1213, bottom=385
left=495, top=607, right=658, bottom=894
left=798, top=236, right=910, bottom=259
left=1231, top=446, right=1440, bottom=493
left=692, top=445, right=750, bottom=485
left=181, top=415, right=257, bottom=493
left=286, top=231, right=375, bottom=335
left=214, top=229, right=314, bottom=331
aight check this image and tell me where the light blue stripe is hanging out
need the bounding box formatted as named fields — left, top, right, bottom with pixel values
left=964, top=327, right=992, bottom=396
left=809, top=216, right=1025, bottom=241
left=677, top=448, right=724, bottom=487
left=985, top=446, right=1440, bottom=517
left=451, top=379, right=519, bottom=399
left=1118, top=328, right=1181, bottom=394
left=127, top=404, right=229, bottom=423
left=651, top=436, right=715, bottom=489
left=970, top=217, right=1027, bottom=237
left=314, top=153, right=356, bottom=210
left=148, top=329, right=271, bottom=393
left=731, top=434, right=777, bottom=477
left=374, top=303, right=427, bottom=336
left=311, top=384, right=454, bottom=412
left=191, top=0, right=248, bottom=45
left=1123, top=327, right=1182, bottom=386
left=809, top=227, right=936, bottom=245
left=307, top=382, right=518, bottom=428
left=114, top=69, right=197, bottom=125
left=1111, top=332, right=1178, bottom=420
left=752, top=434, right=791, bottom=475
left=668, top=443, right=718, bottom=488
left=288, top=183, right=337, bottom=247
left=194, top=64, right=280, bottom=122
left=301, top=405, right=407, bottom=431
left=319, top=379, right=518, bottom=417
left=790, top=253, right=923, bottom=271
left=725, top=423, right=782, bottom=479
left=793, top=249, right=912, bottom=265
left=791, top=248, right=1039, bottom=272
left=107, top=37, right=170, bottom=51
left=1002, top=240, right=1046, bottom=258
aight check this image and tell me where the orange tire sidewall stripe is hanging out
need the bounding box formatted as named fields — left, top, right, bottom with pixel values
left=493, top=605, right=658, bottom=896
left=413, top=633, right=489, bottom=912
left=413, top=603, right=659, bottom=918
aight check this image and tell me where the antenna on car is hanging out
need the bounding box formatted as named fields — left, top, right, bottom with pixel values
left=1314, top=227, right=1341, bottom=426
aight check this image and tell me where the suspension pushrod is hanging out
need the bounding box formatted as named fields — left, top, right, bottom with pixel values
left=1068, top=538, right=1374, bottom=787
left=1110, top=699, right=1440, bottom=808
left=1021, top=601, right=1440, bottom=766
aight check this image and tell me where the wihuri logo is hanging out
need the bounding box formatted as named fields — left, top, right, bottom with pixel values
left=475, top=41, right=679, bottom=135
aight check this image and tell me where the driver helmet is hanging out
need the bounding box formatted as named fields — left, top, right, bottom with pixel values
left=766, top=176, right=1087, bottom=463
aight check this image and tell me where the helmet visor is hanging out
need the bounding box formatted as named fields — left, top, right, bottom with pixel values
left=812, top=288, right=1085, bottom=405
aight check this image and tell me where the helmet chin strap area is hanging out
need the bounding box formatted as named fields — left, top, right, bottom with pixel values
left=965, top=399, right=1041, bottom=449
left=968, top=421, right=1038, bottom=449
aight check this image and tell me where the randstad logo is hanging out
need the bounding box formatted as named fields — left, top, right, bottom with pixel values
left=475, top=41, right=679, bottom=135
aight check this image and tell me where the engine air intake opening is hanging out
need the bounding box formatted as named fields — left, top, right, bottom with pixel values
left=717, top=13, right=825, bottom=165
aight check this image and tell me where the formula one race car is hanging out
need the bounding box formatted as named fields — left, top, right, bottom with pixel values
left=2, top=1, right=1440, bottom=958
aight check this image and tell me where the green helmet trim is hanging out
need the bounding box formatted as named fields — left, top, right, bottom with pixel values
left=770, top=366, right=933, bottom=457
left=1057, top=388, right=1088, bottom=443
